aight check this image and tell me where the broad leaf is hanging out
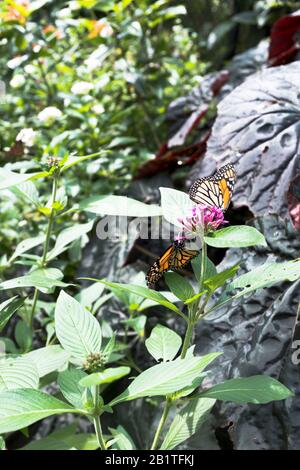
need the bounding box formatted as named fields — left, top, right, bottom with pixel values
left=25, top=345, right=70, bottom=377
left=58, top=368, right=87, bottom=408
left=80, top=195, right=162, bottom=217
left=79, top=367, right=131, bottom=387
left=0, top=389, right=85, bottom=433
left=0, top=297, right=24, bottom=332
left=160, top=397, right=215, bottom=450
left=75, top=282, right=105, bottom=309
left=0, top=356, right=39, bottom=392
left=199, top=375, right=293, bottom=404
left=21, top=425, right=98, bottom=450
left=210, top=259, right=300, bottom=313
left=109, top=425, right=136, bottom=450
left=145, top=324, right=182, bottom=362
left=55, top=291, right=102, bottom=359
left=160, top=187, right=194, bottom=228
left=0, top=169, right=39, bottom=190
left=9, top=236, right=45, bottom=263
left=0, top=268, right=69, bottom=292
left=164, top=272, right=195, bottom=302
left=109, top=353, right=221, bottom=406
left=82, top=279, right=182, bottom=315
left=205, top=226, right=266, bottom=248
left=47, top=221, right=94, bottom=261
left=204, top=265, right=240, bottom=291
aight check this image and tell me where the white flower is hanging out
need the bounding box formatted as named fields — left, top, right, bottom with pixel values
left=92, top=103, right=105, bottom=115
left=37, top=106, right=62, bottom=125
left=10, top=74, right=26, bottom=88
left=16, top=128, right=37, bottom=147
left=100, top=23, right=113, bottom=38
left=57, top=8, right=71, bottom=18
left=84, top=57, right=100, bottom=72
left=24, top=64, right=36, bottom=75
left=7, top=55, right=28, bottom=70
left=71, top=81, right=94, bottom=95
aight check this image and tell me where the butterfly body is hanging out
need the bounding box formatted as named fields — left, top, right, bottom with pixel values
left=189, top=163, right=236, bottom=211
left=146, top=240, right=198, bottom=288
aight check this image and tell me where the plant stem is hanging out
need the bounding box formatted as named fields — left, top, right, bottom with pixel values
left=180, top=317, right=194, bottom=359
left=41, top=175, right=58, bottom=267
left=29, top=175, right=58, bottom=330
left=180, top=241, right=208, bottom=358
left=93, top=385, right=107, bottom=450
left=199, top=240, right=207, bottom=293
left=151, top=397, right=172, bottom=450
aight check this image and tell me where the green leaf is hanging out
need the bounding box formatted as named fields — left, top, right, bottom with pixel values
left=82, top=279, right=183, bottom=315
left=0, top=268, right=69, bottom=292
left=0, top=356, right=39, bottom=392
left=199, top=376, right=294, bottom=404
left=79, top=367, right=131, bottom=387
left=25, top=345, right=70, bottom=378
left=137, top=291, right=180, bottom=312
left=0, top=389, right=84, bottom=433
left=75, top=282, right=105, bottom=309
left=212, top=259, right=300, bottom=312
left=55, top=291, right=102, bottom=360
left=145, top=324, right=182, bottom=362
left=21, top=424, right=99, bottom=450
left=47, top=222, right=94, bottom=261
left=0, top=436, right=5, bottom=450
left=159, top=187, right=194, bottom=228
left=0, top=169, right=39, bottom=190
left=204, top=265, right=240, bottom=291
left=164, top=272, right=195, bottom=302
left=192, top=253, right=217, bottom=283
left=109, top=353, right=221, bottom=406
left=204, top=226, right=267, bottom=248
left=15, top=320, right=32, bottom=352
left=0, top=297, right=24, bottom=332
left=80, top=195, right=162, bottom=217
left=58, top=368, right=87, bottom=408
left=121, top=315, right=146, bottom=336
left=61, top=150, right=110, bottom=172
left=9, top=236, right=45, bottom=263
left=160, top=397, right=215, bottom=450
left=109, top=425, right=136, bottom=450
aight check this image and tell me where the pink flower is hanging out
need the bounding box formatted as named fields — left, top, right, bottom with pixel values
left=178, top=204, right=227, bottom=239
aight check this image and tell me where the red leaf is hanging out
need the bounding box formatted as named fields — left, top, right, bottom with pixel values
left=135, top=133, right=209, bottom=179
left=287, top=174, right=300, bottom=231
left=268, top=10, right=300, bottom=66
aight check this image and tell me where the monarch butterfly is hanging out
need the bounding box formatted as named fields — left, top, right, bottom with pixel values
left=146, top=240, right=198, bottom=288
left=189, top=163, right=236, bottom=211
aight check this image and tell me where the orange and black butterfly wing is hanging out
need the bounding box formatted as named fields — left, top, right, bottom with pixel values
left=146, top=241, right=198, bottom=288
left=146, top=243, right=175, bottom=288
left=189, top=163, right=236, bottom=211
left=170, top=242, right=198, bottom=270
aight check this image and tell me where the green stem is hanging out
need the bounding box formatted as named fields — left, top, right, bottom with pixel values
left=151, top=397, right=172, bottom=450
left=29, top=175, right=58, bottom=330
left=180, top=241, right=207, bottom=358
left=41, top=175, right=58, bottom=267
left=199, top=240, right=207, bottom=293
left=180, top=317, right=194, bottom=359
left=29, top=288, right=39, bottom=331
left=93, top=385, right=107, bottom=451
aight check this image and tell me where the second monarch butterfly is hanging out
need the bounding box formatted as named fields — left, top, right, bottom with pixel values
left=146, top=240, right=198, bottom=288
left=189, top=163, right=236, bottom=211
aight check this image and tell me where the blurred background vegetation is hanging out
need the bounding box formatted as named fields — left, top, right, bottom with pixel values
left=0, top=0, right=299, bottom=259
